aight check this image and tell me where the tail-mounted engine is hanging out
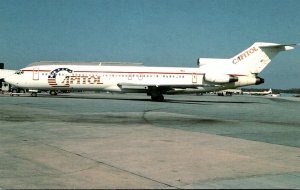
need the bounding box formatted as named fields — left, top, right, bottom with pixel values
left=204, top=73, right=238, bottom=84
left=204, top=73, right=264, bottom=87
left=255, top=76, right=264, bottom=85
left=233, top=76, right=264, bottom=87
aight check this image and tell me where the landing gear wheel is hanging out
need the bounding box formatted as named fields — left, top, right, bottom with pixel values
left=151, top=94, right=165, bottom=102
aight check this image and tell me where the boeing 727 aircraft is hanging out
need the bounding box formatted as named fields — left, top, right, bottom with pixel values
left=0, top=42, right=295, bottom=101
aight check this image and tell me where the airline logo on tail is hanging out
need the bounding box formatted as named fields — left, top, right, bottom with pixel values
left=232, top=46, right=258, bottom=64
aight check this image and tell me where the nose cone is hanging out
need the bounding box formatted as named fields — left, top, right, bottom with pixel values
left=5, top=74, right=20, bottom=86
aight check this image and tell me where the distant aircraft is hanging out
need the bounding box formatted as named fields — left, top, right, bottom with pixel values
left=243, top=88, right=273, bottom=96
left=0, top=42, right=295, bottom=101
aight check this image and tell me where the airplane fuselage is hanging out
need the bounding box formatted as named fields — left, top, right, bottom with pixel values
left=6, top=64, right=254, bottom=95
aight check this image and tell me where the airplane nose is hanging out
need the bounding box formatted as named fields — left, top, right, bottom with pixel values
left=5, top=74, right=19, bottom=86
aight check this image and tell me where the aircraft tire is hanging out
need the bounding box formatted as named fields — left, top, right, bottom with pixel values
left=151, top=94, right=165, bottom=102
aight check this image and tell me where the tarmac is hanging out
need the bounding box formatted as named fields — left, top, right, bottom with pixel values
left=0, top=92, right=300, bottom=189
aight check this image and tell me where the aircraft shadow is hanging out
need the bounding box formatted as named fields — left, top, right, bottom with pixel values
left=31, top=94, right=262, bottom=105
left=164, top=99, right=261, bottom=105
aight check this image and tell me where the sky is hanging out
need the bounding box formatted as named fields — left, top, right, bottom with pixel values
left=0, top=0, right=300, bottom=89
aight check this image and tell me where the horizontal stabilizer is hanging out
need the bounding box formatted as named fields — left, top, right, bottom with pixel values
left=256, top=42, right=296, bottom=51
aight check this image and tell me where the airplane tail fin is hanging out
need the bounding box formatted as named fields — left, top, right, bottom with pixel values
left=230, top=42, right=295, bottom=74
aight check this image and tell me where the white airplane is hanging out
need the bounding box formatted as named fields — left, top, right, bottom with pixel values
left=0, top=42, right=295, bottom=101
left=243, top=88, right=273, bottom=95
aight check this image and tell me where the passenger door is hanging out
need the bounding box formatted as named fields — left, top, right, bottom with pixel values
left=192, top=73, right=197, bottom=83
left=33, top=67, right=39, bottom=80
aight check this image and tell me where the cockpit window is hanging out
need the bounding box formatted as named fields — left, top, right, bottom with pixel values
left=15, top=70, right=24, bottom=75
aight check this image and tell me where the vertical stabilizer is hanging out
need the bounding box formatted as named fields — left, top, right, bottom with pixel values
left=231, top=42, right=295, bottom=74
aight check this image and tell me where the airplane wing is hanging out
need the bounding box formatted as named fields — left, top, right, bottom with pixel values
left=118, top=83, right=220, bottom=91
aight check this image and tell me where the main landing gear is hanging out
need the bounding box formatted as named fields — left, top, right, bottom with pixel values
left=150, top=94, right=165, bottom=102
left=148, top=87, right=165, bottom=102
